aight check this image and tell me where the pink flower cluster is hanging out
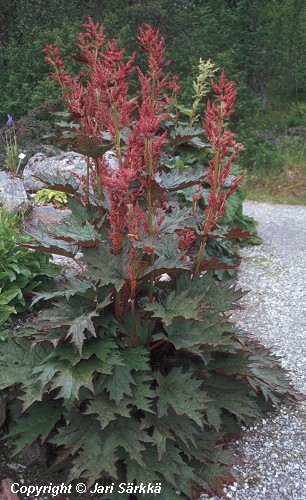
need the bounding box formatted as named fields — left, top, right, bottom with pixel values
left=201, top=70, right=246, bottom=234
left=43, top=19, right=175, bottom=256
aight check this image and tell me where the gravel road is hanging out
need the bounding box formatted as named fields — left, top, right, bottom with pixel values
left=211, top=202, right=306, bottom=500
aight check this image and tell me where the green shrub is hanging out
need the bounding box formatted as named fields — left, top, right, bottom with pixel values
left=287, top=102, right=306, bottom=128
left=0, top=209, right=57, bottom=327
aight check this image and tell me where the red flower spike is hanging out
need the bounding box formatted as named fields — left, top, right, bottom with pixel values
left=198, top=70, right=246, bottom=238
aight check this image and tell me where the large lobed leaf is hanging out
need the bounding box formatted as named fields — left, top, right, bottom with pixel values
left=155, top=367, right=208, bottom=426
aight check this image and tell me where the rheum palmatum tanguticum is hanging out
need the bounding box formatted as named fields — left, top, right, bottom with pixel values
left=1, top=18, right=296, bottom=499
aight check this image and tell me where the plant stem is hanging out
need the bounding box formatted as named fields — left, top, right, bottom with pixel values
left=113, top=104, right=123, bottom=169
left=130, top=298, right=137, bottom=347
left=115, top=290, right=123, bottom=320
left=144, top=137, right=155, bottom=303
left=94, top=158, right=103, bottom=198
left=86, top=156, right=90, bottom=204
left=193, top=236, right=207, bottom=277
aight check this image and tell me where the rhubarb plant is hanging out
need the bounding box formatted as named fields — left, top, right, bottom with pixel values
left=0, top=19, right=295, bottom=498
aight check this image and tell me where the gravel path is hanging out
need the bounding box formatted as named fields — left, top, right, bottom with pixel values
left=213, top=202, right=306, bottom=500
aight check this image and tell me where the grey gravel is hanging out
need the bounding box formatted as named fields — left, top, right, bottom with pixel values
left=204, top=202, right=306, bottom=500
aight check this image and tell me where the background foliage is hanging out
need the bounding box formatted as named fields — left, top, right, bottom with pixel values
left=1, top=0, right=305, bottom=119
left=0, top=209, right=57, bottom=329
left=1, top=0, right=305, bottom=204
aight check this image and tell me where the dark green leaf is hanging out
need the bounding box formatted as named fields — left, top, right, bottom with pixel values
left=104, top=364, right=136, bottom=406
left=82, top=243, right=129, bottom=292
left=22, top=221, right=78, bottom=257
left=54, top=219, right=100, bottom=247
left=156, top=166, right=208, bottom=191
left=33, top=172, right=79, bottom=194
left=84, top=392, right=130, bottom=429
left=7, top=401, right=61, bottom=455
left=144, top=289, right=208, bottom=326
left=155, top=368, right=207, bottom=425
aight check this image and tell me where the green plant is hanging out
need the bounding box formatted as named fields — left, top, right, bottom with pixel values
left=4, top=115, right=19, bottom=173
left=287, top=101, right=306, bottom=128
left=0, top=209, right=57, bottom=327
left=34, top=188, right=69, bottom=208
left=0, top=20, right=296, bottom=498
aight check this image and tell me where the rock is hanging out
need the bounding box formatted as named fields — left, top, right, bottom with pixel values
left=23, top=151, right=87, bottom=192
left=33, top=144, right=62, bottom=158
left=24, top=205, right=71, bottom=229
left=288, top=125, right=306, bottom=137
left=23, top=441, right=46, bottom=465
left=0, top=478, right=20, bottom=499
left=0, top=171, right=30, bottom=213
left=22, top=149, right=120, bottom=193
left=6, top=464, right=26, bottom=473
left=104, top=150, right=120, bottom=172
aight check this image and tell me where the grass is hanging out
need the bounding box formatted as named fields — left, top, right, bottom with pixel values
left=239, top=100, right=306, bottom=205
left=245, top=162, right=305, bottom=205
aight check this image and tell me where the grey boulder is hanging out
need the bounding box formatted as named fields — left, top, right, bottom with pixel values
left=0, top=171, right=30, bottom=212
left=23, top=151, right=87, bottom=192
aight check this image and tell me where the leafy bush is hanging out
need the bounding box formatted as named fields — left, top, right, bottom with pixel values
left=0, top=209, right=57, bottom=327
left=0, top=20, right=295, bottom=497
left=287, top=102, right=306, bottom=128
left=34, top=188, right=69, bottom=208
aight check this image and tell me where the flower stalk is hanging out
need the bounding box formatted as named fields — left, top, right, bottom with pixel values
left=193, top=71, right=246, bottom=276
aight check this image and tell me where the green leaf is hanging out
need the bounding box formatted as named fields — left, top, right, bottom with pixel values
left=120, top=346, right=151, bottom=371
left=202, top=374, right=260, bottom=425
left=0, top=304, right=17, bottom=325
left=129, top=372, right=155, bottom=413
left=50, top=409, right=98, bottom=453
left=177, top=273, right=246, bottom=314
left=67, top=197, right=105, bottom=226
left=104, top=364, right=136, bottom=406
left=82, top=243, right=129, bottom=292
left=170, top=125, right=204, bottom=146
left=65, top=310, right=98, bottom=354
left=121, top=312, right=151, bottom=346
left=84, top=392, right=130, bottom=429
left=156, top=207, right=197, bottom=234
left=23, top=221, right=78, bottom=258
left=33, top=171, right=79, bottom=194
left=104, top=417, right=153, bottom=464
left=164, top=318, right=230, bottom=353
left=156, top=166, right=208, bottom=192
left=142, top=409, right=200, bottom=461
left=31, top=279, right=95, bottom=307
left=68, top=417, right=153, bottom=484
left=209, top=352, right=253, bottom=376
left=100, top=347, right=151, bottom=406
left=83, top=338, right=124, bottom=371
left=155, top=368, right=207, bottom=426
left=140, top=443, right=188, bottom=488
left=205, top=405, right=223, bottom=433
left=126, top=459, right=160, bottom=485
left=54, top=219, right=100, bottom=247
left=0, top=338, right=52, bottom=389
left=154, top=234, right=191, bottom=273
left=144, top=289, right=207, bottom=326
left=33, top=358, right=102, bottom=402
left=68, top=432, right=119, bottom=483
left=7, top=401, right=62, bottom=455
left=248, top=347, right=297, bottom=404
